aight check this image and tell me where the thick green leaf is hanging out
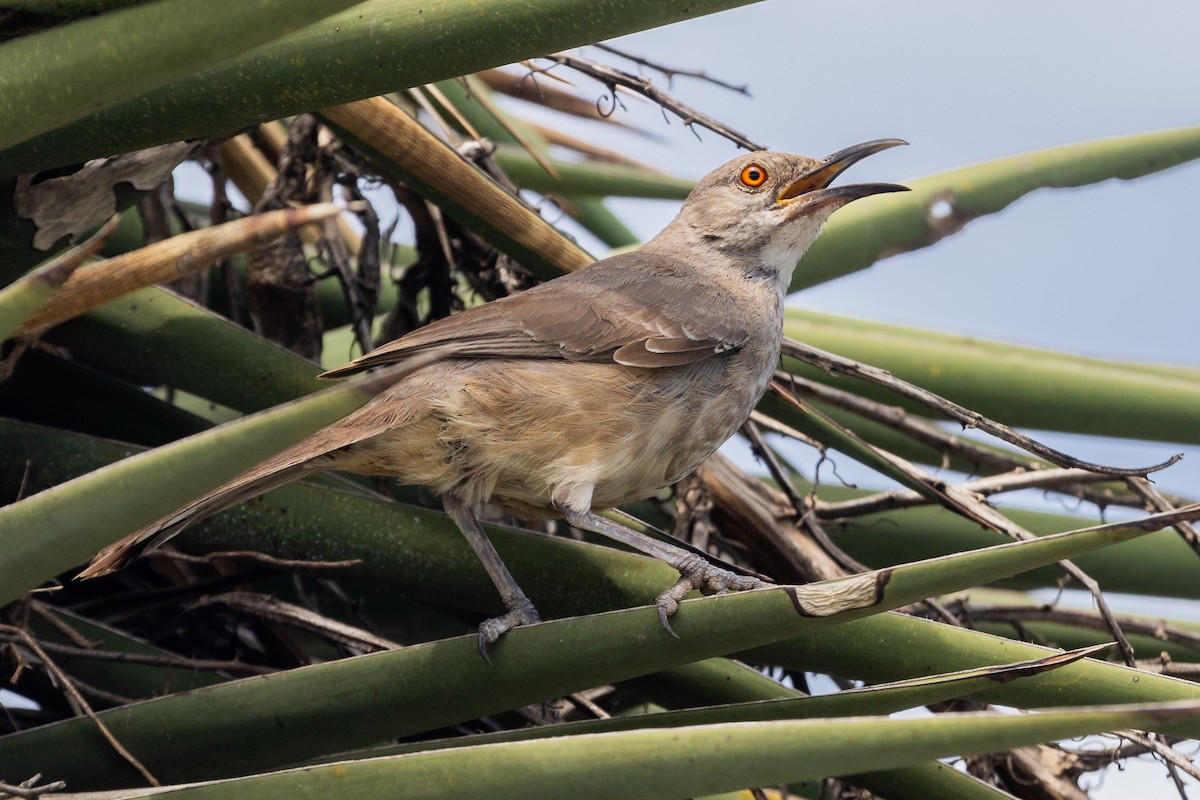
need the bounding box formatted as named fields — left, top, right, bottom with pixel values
left=827, top=501, right=1200, bottom=599
left=0, top=270, right=55, bottom=338
left=0, top=0, right=362, bottom=152
left=625, top=654, right=1019, bottom=800
left=782, top=309, right=1200, bottom=445
left=46, top=285, right=324, bottom=411
left=320, top=648, right=1104, bottom=760
left=0, top=349, right=213, bottom=446
left=0, top=378, right=388, bottom=606
left=0, top=501, right=1176, bottom=786
left=794, top=125, right=1200, bottom=290
left=27, top=606, right=228, bottom=698
left=42, top=704, right=1200, bottom=800
left=0, top=0, right=760, bottom=177
left=748, top=611, right=1200, bottom=713
left=563, top=194, right=642, bottom=248
left=1, top=1, right=149, bottom=15
left=492, top=144, right=697, bottom=199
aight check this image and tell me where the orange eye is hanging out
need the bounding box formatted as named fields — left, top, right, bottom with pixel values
left=739, top=163, right=768, bottom=188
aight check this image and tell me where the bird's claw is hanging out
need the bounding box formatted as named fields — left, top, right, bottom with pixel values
left=654, top=555, right=768, bottom=636
left=476, top=597, right=541, bottom=664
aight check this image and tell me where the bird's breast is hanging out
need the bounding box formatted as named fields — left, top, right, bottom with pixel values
left=335, top=300, right=784, bottom=516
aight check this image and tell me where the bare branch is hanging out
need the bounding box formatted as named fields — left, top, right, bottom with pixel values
left=962, top=603, right=1200, bottom=654
left=1126, top=476, right=1200, bottom=557
left=0, top=775, right=67, bottom=800
left=1115, top=730, right=1200, bottom=784
left=770, top=381, right=1139, bottom=665
left=0, top=633, right=275, bottom=675
left=0, top=624, right=158, bottom=786
left=748, top=409, right=827, bottom=455
left=741, top=418, right=804, bottom=515
left=155, top=547, right=363, bottom=571
left=781, top=337, right=1182, bottom=477
left=592, top=43, right=752, bottom=96
left=533, top=52, right=766, bottom=151
left=185, top=591, right=401, bottom=653
left=696, top=453, right=847, bottom=583
left=777, top=371, right=1156, bottom=513
left=815, top=468, right=1116, bottom=520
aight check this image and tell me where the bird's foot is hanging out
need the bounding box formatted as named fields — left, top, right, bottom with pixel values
left=477, top=597, right=541, bottom=664
left=655, top=553, right=768, bottom=636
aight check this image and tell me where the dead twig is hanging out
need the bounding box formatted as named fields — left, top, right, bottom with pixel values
left=530, top=52, right=765, bottom=151
left=1116, top=729, right=1200, bottom=790
left=781, top=337, right=1182, bottom=477
left=0, top=775, right=67, bottom=800
left=476, top=67, right=644, bottom=130
left=1136, top=654, right=1200, bottom=680
left=770, top=382, right=1140, bottom=666
left=185, top=591, right=401, bottom=653
left=155, top=547, right=363, bottom=571
left=741, top=417, right=805, bottom=515
left=961, top=603, right=1200, bottom=655
left=814, top=467, right=1117, bottom=520
left=0, top=624, right=158, bottom=786
left=1126, top=475, right=1200, bottom=558
left=697, top=453, right=847, bottom=583
left=776, top=370, right=1149, bottom=511
left=592, top=43, right=751, bottom=95
left=0, top=633, right=275, bottom=675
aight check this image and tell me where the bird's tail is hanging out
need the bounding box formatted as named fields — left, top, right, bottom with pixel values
left=77, top=403, right=406, bottom=579
left=78, top=460, right=322, bottom=578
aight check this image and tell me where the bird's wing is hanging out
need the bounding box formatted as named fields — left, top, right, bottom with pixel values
left=321, top=251, right=753, bottom=379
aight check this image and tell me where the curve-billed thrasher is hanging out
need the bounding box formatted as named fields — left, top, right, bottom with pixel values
left=81, top=139, right=907, bottom=654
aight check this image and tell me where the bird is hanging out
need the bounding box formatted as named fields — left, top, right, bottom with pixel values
left=80, top=139, right=908, bottom=656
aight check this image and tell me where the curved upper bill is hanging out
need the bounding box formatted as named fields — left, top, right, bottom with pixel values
left=777, top=138, right=910, bottom=206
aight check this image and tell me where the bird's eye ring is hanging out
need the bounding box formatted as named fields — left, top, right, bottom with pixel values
left=739, top=163, right=768, bottom=188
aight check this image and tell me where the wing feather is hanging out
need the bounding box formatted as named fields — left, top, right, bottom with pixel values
left=320, top=251, right=751, bottom=379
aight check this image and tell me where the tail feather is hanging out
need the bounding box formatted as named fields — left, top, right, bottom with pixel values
left=77, top=397, right=411, bottom=579
left=78, top=461, right=320, bottom=578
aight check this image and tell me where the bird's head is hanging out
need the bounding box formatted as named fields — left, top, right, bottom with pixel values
left=656, top=139, right=909, bottom=283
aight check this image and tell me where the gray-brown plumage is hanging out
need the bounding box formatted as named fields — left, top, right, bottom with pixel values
left=80, top=140, right=907, bottom=654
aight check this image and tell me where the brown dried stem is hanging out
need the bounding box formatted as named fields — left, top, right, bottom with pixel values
left=781, top=337, right=1181, bottom=477
left=531, top=52, right=765, bottom=151
left=0, top=632, right=276, bottom=675
left=477, top=67, right=641, bottom=129
left=0, top=775, right=67, bottom=800
left=185, top=591, right=401, bottom=653
left=696, top=453, right=847, bottom=583
left=740, top=418, right=804, bottom=515
left=814, top=468, right=1117, bottom=520
left=0, top=624, right=158, bottom=786
left=778, top=370, right=1147, bottom=511
left=771, top=382, right=1140, bottom=666
left=156, top=547, right=363, bottom=571
left=961, top=603, right=1200, bottom=654
left=592, top=43, right=752, bottom=95
left=1115, top=730, right=1200, bottom=786
left=1126, top=475, right=1200, bottom=558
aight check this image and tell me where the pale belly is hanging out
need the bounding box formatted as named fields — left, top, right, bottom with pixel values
left=334, top=345, right=779, bottom=517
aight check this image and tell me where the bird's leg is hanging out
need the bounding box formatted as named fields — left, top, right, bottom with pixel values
left=558, top=506, right=767, bottom=635
left=442, top=492, right=541, bottom=661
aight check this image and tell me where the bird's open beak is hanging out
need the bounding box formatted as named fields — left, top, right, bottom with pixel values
left=777, top=138, right=910, bottom=209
